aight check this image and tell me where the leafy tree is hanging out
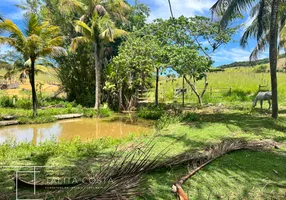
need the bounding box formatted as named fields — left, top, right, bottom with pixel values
left=106, top=34, right=160, bottom=110
left=0, top=14, right=66, bottom=116
left=167, top=46, right=212, bottom=106
left=211, top=0, right=285, bottom=119
left=143, top=16, right=236, bottom=105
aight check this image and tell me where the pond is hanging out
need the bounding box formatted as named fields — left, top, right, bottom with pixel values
left=0, top=117, right=153, bottom=145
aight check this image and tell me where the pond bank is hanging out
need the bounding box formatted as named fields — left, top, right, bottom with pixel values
left=0, top=113, right=84, bottom=127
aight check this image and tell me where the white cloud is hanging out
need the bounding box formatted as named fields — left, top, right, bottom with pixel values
left=212, top=47, right=270, bottom=65
left=147, top=0, right=214, bottom=22
left=212, top=47, right=253, bottom=63
left=6, top=10, right=25, bottom=20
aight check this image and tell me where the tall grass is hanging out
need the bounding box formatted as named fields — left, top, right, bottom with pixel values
left=156, top=67, right=286, bottom=105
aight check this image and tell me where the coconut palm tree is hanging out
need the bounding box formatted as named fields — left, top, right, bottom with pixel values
left=59, top=0, right=130, bottom=110
left=211, top=0, right=283, bottom=119
left=0, top=14, right=66, bottom=116
left=70, top=13, right=127, bottom=109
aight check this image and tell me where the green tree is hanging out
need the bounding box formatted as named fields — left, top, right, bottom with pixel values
left=143, top=16, right=236, bottom=105
left=106, top=34, right=160, bottom=110
left=0, top=14, right=66, bottom=116
left=211, top=0, right=285, bottom=119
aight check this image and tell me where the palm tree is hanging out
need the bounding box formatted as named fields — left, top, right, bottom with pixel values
left=240, top=1, right=286, bottom=60
left=0, top=14, right=66, bottom=116
left=59, top=0, right=129, bottom=110
left=211, top=0, right=284, bottom=119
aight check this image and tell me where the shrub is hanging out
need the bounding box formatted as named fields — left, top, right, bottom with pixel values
left=83, top=108, right=97, bottom=117
left=224, top=89, right=251, bottom=102
left=0, top=96, right=14, bottom=107
left=256, top=65, right=267, bottom=73
left=137, top=105, right=165, bottom=120
left=15, top=98, right=32, bottom=109
left=97, top=104, right=113, bottom=117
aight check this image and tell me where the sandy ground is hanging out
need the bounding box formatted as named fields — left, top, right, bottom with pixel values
left=1, top=81, right=62, bottom=98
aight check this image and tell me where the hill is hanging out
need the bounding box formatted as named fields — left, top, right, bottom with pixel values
left=219, top=54, right=286, bottom=69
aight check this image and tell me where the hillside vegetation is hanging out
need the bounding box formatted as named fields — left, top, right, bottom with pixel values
left=219, top=54, right=286, bottom=70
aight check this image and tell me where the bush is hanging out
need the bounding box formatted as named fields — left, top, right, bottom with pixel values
left=0, top=95, right=15, bottom=107
left=97, top=104, right=113, bottom=117
left=137, top=105, right=165, bottom=120
left=256, top=65, right=267, bottom=73
left=224, top=89, right=251, bottom=102
left=15, top=98, right=32, bottom=109
left=83, top=108, right=97, bottom=117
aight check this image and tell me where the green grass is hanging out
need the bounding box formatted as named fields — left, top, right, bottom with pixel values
left=144, top=150, right=286, bottom=200
left=0, top=105, right=113, bottom=124
left=156, top=67, right=286, bottom=105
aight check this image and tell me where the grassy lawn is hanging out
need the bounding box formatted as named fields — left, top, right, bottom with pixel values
left=0, top=104, right=285, bottom=199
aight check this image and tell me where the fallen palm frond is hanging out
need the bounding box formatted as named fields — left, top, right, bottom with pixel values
left=170, top=139, right=279, bottom=199
left=58, top=138, right=171, bottom=199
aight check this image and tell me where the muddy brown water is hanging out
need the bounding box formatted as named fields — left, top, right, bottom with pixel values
left=0, top=118, right=153, bottom=145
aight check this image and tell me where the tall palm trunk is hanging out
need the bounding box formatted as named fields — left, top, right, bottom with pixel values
left=155, top=67, right=159, bottom=106
left=94, top=42, right=101, bottom=110
left=29, top=58, right=37, bottom=116
left=269, top=0, right=279, bottom=119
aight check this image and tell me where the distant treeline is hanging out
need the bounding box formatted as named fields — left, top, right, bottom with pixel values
left=218, top=54, right=286, bottom=69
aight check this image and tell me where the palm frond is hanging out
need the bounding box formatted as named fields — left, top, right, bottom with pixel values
left=97, top=14, right=115, bottom=33
left=249, top=32, right=269, bottom=61
left=0, top=36, right=17, bottom=47
left=74, top=20, right=92, bottom=39
left=0, top=13, right=4, bottom=21
left=281, top=25, right=286, bottom=51
left=58, top=0, right=84, bottom=14
left=35, top=65, right=49, bottom=73
left=240, top=18, right=259, bottom=48
left=24, top=14, right=41, bottom=37
left=99, top=28, right=114, bottom=42
left=212, top=0, right=256, bottom=27
left=70, top=36, right=90, bottom=51
left=46, top=36, right=65, bottom=47
left=0, top=19, right=26, bottom=43
left=113, top=28, right=128, bottom=39
left=103, top=0, right=131, bottom=22
left=41, top=46, right=67, bottom=57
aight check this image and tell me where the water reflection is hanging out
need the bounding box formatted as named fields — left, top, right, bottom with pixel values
left=0, top=118, right=151, bottom=145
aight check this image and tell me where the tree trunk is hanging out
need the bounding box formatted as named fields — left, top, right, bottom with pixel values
left=184, top=76, right=203, bottom=106
left=94, top=43, right=101, bottom=110
left=182, top=75, right=185, bottom=107
left=155, top=67, right=159, bottom=106
left=118, top=85, right=123, bottom=111
left=29, top=58, right=37, bottom=117
left=269, top=0, right=279, bottom=119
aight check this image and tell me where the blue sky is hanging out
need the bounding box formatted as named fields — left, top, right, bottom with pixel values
left=0, top=0, right=269, bottom=67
